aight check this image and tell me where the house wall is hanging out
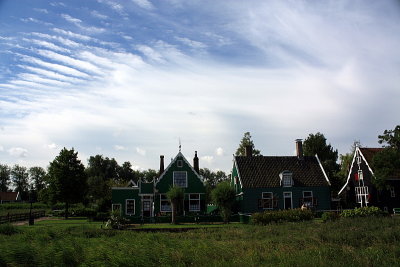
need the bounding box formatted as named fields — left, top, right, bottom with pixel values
left=241, top=186, right=331, bottom=213
left=111, top=188, right=141, bottom=218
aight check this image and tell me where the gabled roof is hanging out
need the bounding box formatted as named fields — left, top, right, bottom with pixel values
left=155, top=151, right=203, bottom=186
left=0, top=192, right=20, bottom=201
left=359, top=148, right=383, bottom=164
left=234, top=155, right=330, bottom=188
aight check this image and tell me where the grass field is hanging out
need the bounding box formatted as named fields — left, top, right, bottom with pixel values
left=1, top=217, right=400, bottom=266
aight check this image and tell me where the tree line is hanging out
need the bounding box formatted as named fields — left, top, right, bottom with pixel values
left=0, top=150, right=229, bottom=214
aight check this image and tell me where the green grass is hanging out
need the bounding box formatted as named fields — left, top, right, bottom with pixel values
left=1, top=217, right=400, bottom=266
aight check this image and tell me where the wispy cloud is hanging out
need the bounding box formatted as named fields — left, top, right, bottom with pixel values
left=8, top=147, right=28, bottom=158
left=114, top=145, right=127, bottom=151
left=52, top=28, right=92, bottom=41
left=91, top=10, right=108, bottom=19
left=136, top=147, right=146, bottom=156
left=61, top=14, right=82, bottom=25
left=131, top=0, right=154, bottom=10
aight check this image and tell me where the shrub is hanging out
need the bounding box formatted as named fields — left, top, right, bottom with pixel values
left=0, top=223, right=20, bottom=235
left=105, top=210, right=129, bottom=229
left=341, top=206, right=387, bottom=218
left=252, top=209, right=314, bottom=225
left=321, top=211, right=340, bottom=222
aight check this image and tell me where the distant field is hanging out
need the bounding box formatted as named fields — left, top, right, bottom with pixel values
left=1, top=217, right=400, bottom=266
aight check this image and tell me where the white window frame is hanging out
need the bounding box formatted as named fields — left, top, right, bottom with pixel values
left=177, top=160, right=183, bottom=168
left=125, top=199, right=135, bottom=216
left=358, top=170, right=364, bottom=181
left=283, top=192, right=292, bottom=209
left=302, top=191, right=313, bottom=207
left=173, top=171, right=188, bottom=188
left=390, top=187, right=396, bottom=198
left=261, top=192, right=273, bottom=209
left=189, top=193, right=201, bottom=211
left=112, top=204, right=122, bottom=215
left=160, top=194, right=172, bottom=212
left=283, top=175, right=292, bottom=187
left=355, top=186, right=369, bottom=204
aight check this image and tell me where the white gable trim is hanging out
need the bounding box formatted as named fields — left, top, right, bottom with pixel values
left=155, top=152, right=204, bottom=186
left=127, top=179, right=138, bottom=187
left=315, top=154, right=331, bottom=186
left=233, top=156, right=244, bottom=190
left=358, top=148, right=376, bottom=177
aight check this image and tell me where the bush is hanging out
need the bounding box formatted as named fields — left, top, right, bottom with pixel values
left=252, top=209, right=314, bottom=225
left=341, top=206, right=388, bottom=218
left=321, top=211, right=340, bottom=222
left=0, top=224, right=20, bottom=235
left=105, top=210, right=129, bottom=229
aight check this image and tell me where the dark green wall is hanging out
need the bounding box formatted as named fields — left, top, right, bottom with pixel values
left=111, top=188, right=141, bottom=218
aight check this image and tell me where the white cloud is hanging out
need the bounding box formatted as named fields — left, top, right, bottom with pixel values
left=131, top=0, right=154, bottom=10
left=61, top=14, right=82, bottom=25
left=8, top=147, right=28, bottom=158
left=114, top=145, right=127, bottom=151
left=201, top=156, right=214, bottom=164
left=215, top=147, right=224, bottom=156
left=175, top=36, right=207, bottom=49
left=47, top=143, right=57, bottom=149
left=0, top=145, right=4, bottom=152
left=52, top=28, right=92, bottom=41
left=33, top=8, right=48, bottom=14
left=136, top=147, right=146, bottom=156
left=90, top=10, right=108, bottom=19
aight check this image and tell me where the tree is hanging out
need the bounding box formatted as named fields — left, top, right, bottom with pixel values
left=118, top=161, right=135, bottom=183
left=235, top=132, right=261, bottom=156
left=166, top=186, right=185, bottom=224
left=303, top=132, right=341, bottom=193
left=11, top=165, right=29, bottom=200
left=135, top=169, right=158, bottom=182
left=372, top=125, right=400, bottom=189
left=0, top=164, right=11, bottom=192
left=211, top=181, right=236, bottom=223
left=29, top=167, right=46, bottom=192
left=200, top=168, right=229, bottom=204
left=47, top=148, right=87, bottom=219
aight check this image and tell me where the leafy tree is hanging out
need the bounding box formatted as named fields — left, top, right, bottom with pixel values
left=47, top=148, right=87, bottom=219
left=372, top=125, right=400, bottom=189
left=211, top=181, right=236, bottom=223
left=303, top=132, right=341, bottom=193
left=200, top=168, right=229, bottom=204
left=166, top=186, right=185, bottom=224
left=0, top=164, right=11, bottom=192
left=28, top=167, right=46, bottom=192
left=11, top=165, right=29, bottom=200
left=135, top=169, right=158, bottom=182
left=118, top=161, right=135, bottom=183
left=235, top=132, right=261, bottom=156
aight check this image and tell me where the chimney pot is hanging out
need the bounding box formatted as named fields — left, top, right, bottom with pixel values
left=245, top=145, right=253, bottom=157
left=295, top=139, right=304, bottom=159
left=193, top=151, right=199, bottom=173
left=159, top=155, right=165, bottom=175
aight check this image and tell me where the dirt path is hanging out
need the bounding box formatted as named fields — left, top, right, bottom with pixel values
left=12, top=217, right=61, bottom=226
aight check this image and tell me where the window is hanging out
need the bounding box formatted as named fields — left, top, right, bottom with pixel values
left=355, top=186, right=369, bottom=204
left=302, top=191, right=313, bottom=207
left=260, top=192, right=273, bottom=209
left=358, top=170, right=363, bottom=181
left=283, top=192, right=292, bottom=209
left=160, top=194, right=171, bottom=212
left=126, top=199, right=135, bottom=215
left=281, top=171, right=293, bottom=187
left=189, top=194, right=201, bottom=211
left=177, top=160, right=183, bottom=168
left=173, top=171, right=187, bottom=187
left=390, top=187, right=396, bottom=198
left=112, top=204, right=121, bottom=214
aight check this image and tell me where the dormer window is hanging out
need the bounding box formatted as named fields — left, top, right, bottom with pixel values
left=280, top=171, right=293, bottom=187
left=177, top=160, right=183, bottom=168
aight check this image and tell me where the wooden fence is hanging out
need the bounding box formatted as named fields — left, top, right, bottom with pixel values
left=0, top=210, right=46, bottom=224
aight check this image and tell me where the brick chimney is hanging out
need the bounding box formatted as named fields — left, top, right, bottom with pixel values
left=245, top=145, right=253, bottom=157
left=295, top=139, right=303, bottom=159
left=193, top=151, right=199, bottom=174
left=159, top=155, right=164, bottom=175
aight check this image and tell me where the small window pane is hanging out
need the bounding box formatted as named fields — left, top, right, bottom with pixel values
left=126, top=200, right=135, bottom=215
left=173, top=171, right=187, bottom=187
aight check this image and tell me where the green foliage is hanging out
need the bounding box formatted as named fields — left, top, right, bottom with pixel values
left=0, top=223, right=20, bottom=235
left=321, top=211, right=340, bottom=222
left=47, top=148, right=87, bottom=219
left=11, top=164, right=29, bottom=200
left=105, top=210, right=129, bottom=229
left=235, top=132, right=262, bottom=156
left=211, top=181, right=236, bottom=223
left=252, top=209, right=314, bottom=225
left=303, top=132, right=341, bottom=193
left=0, top=164, right=11, bottom=191
left=167, top=186, right=185, bottom=224
left=378, top=125, right=400, bottom=150
left=340, top=206, right=387, bottom=218
left=1, top=217, right=400, bottom=266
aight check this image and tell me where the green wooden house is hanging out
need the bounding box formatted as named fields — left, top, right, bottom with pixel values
left=231, top=140, right=331, bottom=213
left=112, top=151, right=206, bottom=219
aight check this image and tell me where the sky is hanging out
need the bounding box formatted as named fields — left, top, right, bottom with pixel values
left=0, top=0, right=399, bottom=173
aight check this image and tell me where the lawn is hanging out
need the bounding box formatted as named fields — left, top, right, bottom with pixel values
left=1, top=217, right=400, bottom=266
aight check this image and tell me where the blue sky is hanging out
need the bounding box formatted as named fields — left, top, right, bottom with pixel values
left=0, top=0, right=399, bottom=172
